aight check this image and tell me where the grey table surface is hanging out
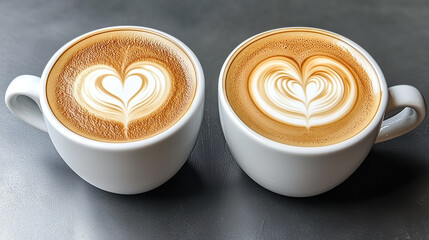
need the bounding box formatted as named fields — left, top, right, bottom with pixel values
left=1, top=0, right=429, bottom=239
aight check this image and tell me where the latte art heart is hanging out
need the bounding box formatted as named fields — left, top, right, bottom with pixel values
left=249, top=56, right=357, bottom=128
left=73, top=61, right=171, bottom=129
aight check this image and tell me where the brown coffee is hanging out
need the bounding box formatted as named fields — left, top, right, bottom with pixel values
left=46, top=28, right=197, bottom=142
left=224, top=28, right=382, bottom=147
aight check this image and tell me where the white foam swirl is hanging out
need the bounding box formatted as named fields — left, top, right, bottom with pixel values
left=73, top=61, right=171, bottom=129
left=249, top=56, right=357, bottom=128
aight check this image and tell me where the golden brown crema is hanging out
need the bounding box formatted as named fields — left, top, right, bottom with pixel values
left=47, top=28, right=197, bottom=142
left=224, top=28, right=382, bottom=146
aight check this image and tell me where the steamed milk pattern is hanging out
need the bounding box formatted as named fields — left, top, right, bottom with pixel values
left=249, top=56, right=357, bottom=129
left=46, top=29, right=197, bottom=142
left=73, top=61, right=171, bottom=136
left=225, top=29, right=382, bottom=146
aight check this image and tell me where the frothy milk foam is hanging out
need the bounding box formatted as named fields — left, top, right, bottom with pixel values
left=73, top=61, right=172, bottom=131
left=224, top=28, right=381, bottom=146
left=249, top=55, right=357, bottom=129
left=47, top=28, right=197, bottom=142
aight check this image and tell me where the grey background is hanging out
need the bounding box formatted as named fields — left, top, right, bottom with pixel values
left=1, top=0, right=428, bottom=239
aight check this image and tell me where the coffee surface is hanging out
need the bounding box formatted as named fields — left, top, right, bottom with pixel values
left=47, top=28, right=197, bottom=142
left=224, top=28, right=381, bottom=146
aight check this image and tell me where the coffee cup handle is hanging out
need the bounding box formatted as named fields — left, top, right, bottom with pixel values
left=375, top=85, right=426, bottom=143
left=5, top=75, right=47, bottom=132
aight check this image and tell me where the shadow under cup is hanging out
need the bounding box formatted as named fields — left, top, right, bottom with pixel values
left=219, top=27, right=395, bottom=197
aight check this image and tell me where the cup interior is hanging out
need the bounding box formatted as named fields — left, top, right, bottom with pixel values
left=39, top=26, right=205, bottom=150
left=219, top=27, right=389, bottom=153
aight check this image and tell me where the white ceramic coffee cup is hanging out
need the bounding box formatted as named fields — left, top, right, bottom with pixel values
left=5, top=26, right=205, bottom=194
left=218, top=27, right=426, bottom=197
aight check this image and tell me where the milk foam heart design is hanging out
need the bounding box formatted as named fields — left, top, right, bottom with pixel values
left=249, top=56, right=357, bottom=128
left=101, top=75, right=142, bottom=111
left=73, top=61, right=171, bottom=128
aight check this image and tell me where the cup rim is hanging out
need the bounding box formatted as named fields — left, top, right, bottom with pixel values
left=219, top=27, right=389, bottom=155
left=39, top=25, right=205, bottom=151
